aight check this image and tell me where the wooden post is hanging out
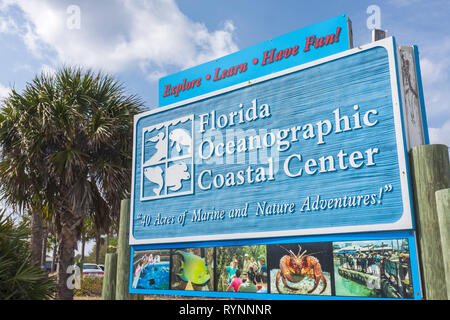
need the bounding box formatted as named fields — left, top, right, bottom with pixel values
left=371, top=29, right=387, bottom=42
left=409, top=144, right=450, bottom=299
left=116, top=199, right=142, bottom=300
left=102, top=253, right=117, bottom=300
left=116, top=199, right=133, bottom=300
left=436, top=188, right=450, bottom=299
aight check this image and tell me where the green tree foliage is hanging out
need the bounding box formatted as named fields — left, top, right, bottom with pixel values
left=82, top=236, right=118, bottom=265
left=0, top=67, right=143, bottom=299
left=0, top=212, right=55, bottom=300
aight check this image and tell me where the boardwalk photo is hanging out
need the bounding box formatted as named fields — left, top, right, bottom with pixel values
left=333, top=239, right=414, bottom=298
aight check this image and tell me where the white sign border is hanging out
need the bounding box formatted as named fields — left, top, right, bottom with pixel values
left=129, top=37, right=414, bottom=245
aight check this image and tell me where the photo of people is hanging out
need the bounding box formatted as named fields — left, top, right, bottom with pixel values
left=215, top=245, right=268, bottom=293
left=333, top=239, right=414, bottom=298
left=267, top=242, right=333, bottom=296
left=132, top=249, right=170, bottom=290
left=170, top=247, right=215, bottom=291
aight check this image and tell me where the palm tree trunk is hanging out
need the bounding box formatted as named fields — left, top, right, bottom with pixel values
left=30, top=209, right=43, bottom=266
left=105, top=226, right=110, bottom=254
left=56, top=217, right=82, bottom=300
left=95, top=233, right=101, bottom=265
left=51, top=237, right=57, bottom=273
left=41, top=226, right=48, bottom=270
left=80, top=231, right=85, bottom=273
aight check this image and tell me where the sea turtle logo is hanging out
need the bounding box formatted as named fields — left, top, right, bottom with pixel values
left=140, top=115, right=194, bottom=200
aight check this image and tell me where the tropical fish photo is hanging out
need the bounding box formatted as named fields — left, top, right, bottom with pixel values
left=170, top=248, right=215, bottom=291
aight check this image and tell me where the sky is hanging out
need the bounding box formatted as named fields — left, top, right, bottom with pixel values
left=0, top=0, right=449, bottom=148
left=0, top=0, right=449, bottom=254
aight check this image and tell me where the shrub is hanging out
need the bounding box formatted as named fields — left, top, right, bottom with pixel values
left=74, top=276, right=103, bottom=297
left=0, top=212, right=55, bottom=300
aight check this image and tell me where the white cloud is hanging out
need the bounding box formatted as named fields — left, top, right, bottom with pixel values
left=0, top=14, right=17, bottom=33
left=418, top=38, right=450, bottom=133
left=0, top=83, right=12, bottom=100
left=0, top=0, right=238, bottom=81
left=40, top=63, right=56, bottom=76
left=429, top=120, right=450, bottom=148
left=421, top=53, right=450, bottom=149
left=420, top=58, right=447, bottom=85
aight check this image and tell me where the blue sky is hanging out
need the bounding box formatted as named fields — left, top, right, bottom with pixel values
left=0, top=0, right=449, bottom=148
left=0, top=0, right=448, bottom=255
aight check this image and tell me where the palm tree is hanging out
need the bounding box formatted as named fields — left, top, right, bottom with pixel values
left=0, top=67, right=143, bottom=299
left=0, top=211, right=55, bottom=299
left=0, top=91, right=49, bottom=269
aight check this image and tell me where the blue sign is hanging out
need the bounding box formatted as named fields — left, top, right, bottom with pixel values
left=130, top=37, right=413, bottom=245
left=158, top=14, right=353, bottom=107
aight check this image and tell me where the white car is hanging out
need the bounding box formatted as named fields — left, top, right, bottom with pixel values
left=82, top=263, right=104, bottom=277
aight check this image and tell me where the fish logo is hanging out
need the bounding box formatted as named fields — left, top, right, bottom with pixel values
left=143, top=162, right=190, bottom=197
left=174, top=250, right=211, bottom=286
left=144, top=166, right=164, bottom=196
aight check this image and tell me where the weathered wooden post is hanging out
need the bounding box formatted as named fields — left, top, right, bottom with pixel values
left=409, top=144, right=450, bottom=299
left=101, top=253, right=117, bottom=300
left=436, top=188, right=450, bottom=299
left=116, top=199, right=142, bottom=300
left=371, top=29, right=387, bottom=42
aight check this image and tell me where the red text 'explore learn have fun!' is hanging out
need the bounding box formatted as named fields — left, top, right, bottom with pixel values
left=162, top=26, right=342, bottom=99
